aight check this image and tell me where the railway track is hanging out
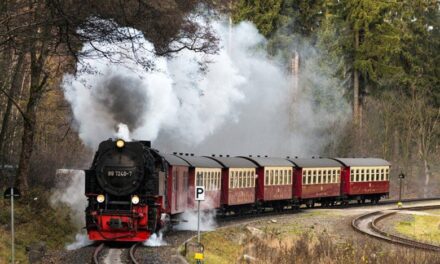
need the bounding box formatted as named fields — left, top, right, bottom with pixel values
left=92, top=242, right=142, bottom=264
left=352, top=204, right=440, bottom=252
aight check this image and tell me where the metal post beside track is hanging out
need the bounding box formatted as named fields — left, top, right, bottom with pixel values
left=195, top=186, right=205, bottom=263
left=197, top=199, right=201, bottom=243
left=3, top=187, right=20, bottom=264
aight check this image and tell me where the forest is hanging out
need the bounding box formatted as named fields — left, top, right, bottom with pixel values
left=0, top=0, right=438, bottom=262
left=0, top=1, right=438, bottom=201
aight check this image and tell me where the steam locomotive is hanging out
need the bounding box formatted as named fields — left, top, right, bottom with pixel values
left=84, top=138, right=390, bottom=242
left=85, top=139, right=166, bottom=241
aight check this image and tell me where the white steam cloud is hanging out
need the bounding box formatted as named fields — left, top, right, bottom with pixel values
left=51, top=169, right=92, bottom=250
left=63, top=19, right=350, bottom=156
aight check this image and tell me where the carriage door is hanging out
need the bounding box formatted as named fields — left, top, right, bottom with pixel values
left=173, top=169, right=178, bottom=211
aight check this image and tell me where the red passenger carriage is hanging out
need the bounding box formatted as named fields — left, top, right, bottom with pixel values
left=177, top=155, right=223, bottom=210
left=288, top=158, right=342, bottom=207
left=243, top=157, right=294, bottom=210
left=334, top=158, right=390, bottom=203
left=208, top=156, right=258, bottom=213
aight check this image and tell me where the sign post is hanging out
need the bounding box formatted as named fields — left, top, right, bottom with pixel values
left=4, top=187, right=20, bottom=264
left=195, top=186, right=205, bottom=243
left=194, top=186, right=205, bottom=263
left=398, top=172, right=405, bottom=207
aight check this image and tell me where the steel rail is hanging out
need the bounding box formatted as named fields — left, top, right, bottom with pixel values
left=92, top=243, right=105, bottom=264
left=129, top=242, right=141, bottom=264
left=352, top=204, right=440, bottom=251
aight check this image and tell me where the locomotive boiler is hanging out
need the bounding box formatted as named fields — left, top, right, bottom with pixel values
left=84, top=139, right=166, bottom=242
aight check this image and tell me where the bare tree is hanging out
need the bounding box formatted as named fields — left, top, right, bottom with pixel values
left=0, top=0, right=220, bottom=193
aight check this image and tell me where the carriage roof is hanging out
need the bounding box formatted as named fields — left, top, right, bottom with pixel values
left=333, top=158, right=391, bottom=167
left=287, top=158, right=341, bottom=168
left=207, top=156, right=258, bottom=168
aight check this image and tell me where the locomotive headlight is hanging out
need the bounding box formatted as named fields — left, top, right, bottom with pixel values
left=131, top=195, right=140, bottom=205
left=116, top=139, right=125, bottom=148
left=97, top=194, right=105, bottom=203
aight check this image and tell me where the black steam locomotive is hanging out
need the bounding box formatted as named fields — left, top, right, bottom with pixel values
left=84, top=139, right=166, bottom=241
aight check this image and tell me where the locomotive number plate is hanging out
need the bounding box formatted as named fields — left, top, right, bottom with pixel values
left=105, top=167, right=135, bottom=177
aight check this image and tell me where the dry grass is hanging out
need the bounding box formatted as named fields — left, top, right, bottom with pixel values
left=184, top=224, right=439, bottom=264
left=249, top=231, right=439, bottom=264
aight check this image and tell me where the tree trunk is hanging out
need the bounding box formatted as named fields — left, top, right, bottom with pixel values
left=16, top=46, right=47, bottom=192
left=423, top=159, right=431, bottom=198
left=353, top=30, right=360, bottom=127
left=0, top=52, right=25, bottom=168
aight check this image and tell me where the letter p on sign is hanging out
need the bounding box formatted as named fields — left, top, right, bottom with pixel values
left=195, top=186, right=205, bottom=201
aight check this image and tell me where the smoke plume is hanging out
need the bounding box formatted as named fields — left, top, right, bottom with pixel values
left=63, top=19, right=350, bottom=156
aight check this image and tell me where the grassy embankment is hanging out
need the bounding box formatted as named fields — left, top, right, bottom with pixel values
left=181, top=210, right=438, bottom=264
left=394, top=209, right=440, bottom=245
left=0, top=188, right=77, bottom=263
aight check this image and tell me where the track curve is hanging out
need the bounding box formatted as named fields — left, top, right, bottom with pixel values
left=92, top=242, right=142, bottom=264
left=352, top=205, right=440, bottom=252
left=129, top=243, right=141, bottom=264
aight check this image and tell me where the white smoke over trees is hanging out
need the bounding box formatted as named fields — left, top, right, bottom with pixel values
left=63, top=18, right=350, bottom=157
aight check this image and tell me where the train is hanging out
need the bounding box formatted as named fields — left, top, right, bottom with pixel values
left=84, top=138, right=390, bottom=242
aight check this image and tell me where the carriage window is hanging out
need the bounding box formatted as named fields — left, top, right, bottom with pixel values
left=213, top=173, right=216, bottom=190
left=284, top=170, right=288, bottom=185
left=317, top=171, right=321, bottom=184
left=279, top=170, right=283, bottom=185
left=247, top=171, right=251, bottom=187
left=229, top=172, right=233, bottom=188
left=243, top=171, right=246, bottom=188
left=376, top=169, right=380, bottom=181
left=269, top=170, right=273, bottom=185
left=265, top=171, right=269, bottom=185
left=282, top=170, right=285, bottom=185
left=244, top=171, right=247, bottom=188
left=288, top=170, right=292, bottom=184
left=284, top=170, right=287, bottom=185
left=351, top=170, right=354, bottom=182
